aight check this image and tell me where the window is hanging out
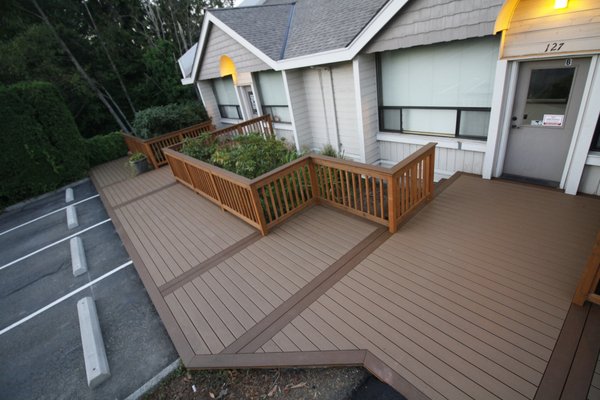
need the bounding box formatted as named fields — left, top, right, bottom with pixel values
left=256, top=71, right=290, bottom=123
left=213, top=76, right=241, bottom=119
left=591, top=114, right=600, bottom=152
left=378, top=37, right=499, bottom=140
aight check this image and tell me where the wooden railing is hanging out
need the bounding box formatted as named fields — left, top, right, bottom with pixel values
left=210, top=114, right=274, bottom=140
left=122, top=120, right=215, bottom=169
left=573, top=232, right=600, bottom=306
left=164, top=139, right=436, bottom=236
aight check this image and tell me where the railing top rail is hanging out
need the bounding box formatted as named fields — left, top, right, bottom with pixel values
left=389, top=143, right=437, bottom=175
left=210, top=115, right=273, bottom=137
left=121, top=119, right=214, bottom=144
left=163, top=146, right=252, bottom=186
left=310, top=154, right=393, bottom=176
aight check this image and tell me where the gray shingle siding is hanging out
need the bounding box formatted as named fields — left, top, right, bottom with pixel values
left=355, top=54, right=380, bottom=164
left=365, top=0, right=504, bottom=53
left=199, top=25, right=271, bottom=80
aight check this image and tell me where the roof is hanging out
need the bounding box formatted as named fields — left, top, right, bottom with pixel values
left=210, top=0, right=389, bottom=61
left=187, top=0, right=415, bottom=82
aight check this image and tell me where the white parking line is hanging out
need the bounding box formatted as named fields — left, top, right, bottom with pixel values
left=0, top=260, right=133, bottom=336
left=0, top=218, right=111, bottom=271
left=0, top=194, right=100, bottom=237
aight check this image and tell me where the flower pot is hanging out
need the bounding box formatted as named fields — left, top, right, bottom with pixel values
left=130, top=158, right=149, bottom=175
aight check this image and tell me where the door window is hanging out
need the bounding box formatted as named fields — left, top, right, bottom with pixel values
left=523, top=68, right=574, bottom=126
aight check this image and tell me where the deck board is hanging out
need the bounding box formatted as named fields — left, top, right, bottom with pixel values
left=259, top=175, right=600, bottom=400
left=89, top=159, right=600, bottom=400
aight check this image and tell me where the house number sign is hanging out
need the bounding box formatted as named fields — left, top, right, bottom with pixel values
left=544, top=42, right=565, bottom=52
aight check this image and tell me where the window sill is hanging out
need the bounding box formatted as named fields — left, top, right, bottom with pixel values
left=377, top=132, right=487, bottom=152
left=220, top=118, right=243, bottom=125
left=273, top=122, right=293, bottom=130
left=586, top=152, right=600, bottom=166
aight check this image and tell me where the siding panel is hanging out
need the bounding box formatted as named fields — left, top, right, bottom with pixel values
left=199, top=25, right=270, bottom=80
left=366, top=0, right=503, bottom=53
left=502, top=0, right=600, bottom=58
left=284, top=69, right=312, bottom=150
left=332, top=63, right=361, bottom=161
left=356, top=54, right=381, bottom=164
left=379, top=140, right=485, bottom=177
left=197, top=81, right=222, bottom=127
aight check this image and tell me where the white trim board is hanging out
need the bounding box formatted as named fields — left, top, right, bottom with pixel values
left=586, top=153, right=600, bottom=166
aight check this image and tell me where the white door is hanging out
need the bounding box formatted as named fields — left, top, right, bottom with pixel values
left=503, top=58, right=590, bottom=186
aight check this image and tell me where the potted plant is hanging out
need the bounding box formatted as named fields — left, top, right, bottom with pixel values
left=129, top=152, right=149, bottom=175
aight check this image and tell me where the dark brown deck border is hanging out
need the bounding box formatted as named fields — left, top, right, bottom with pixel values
left=561, top=304, right=600, bottom=399
left=535, top=302, right=595, bottom=400
left=90, top=173, right=196, bottom=364
left=220, top=226, right=390, bottom=355
left=159, top=232, right=261, bottom=295
left=113, top=181, right=177, bottom=209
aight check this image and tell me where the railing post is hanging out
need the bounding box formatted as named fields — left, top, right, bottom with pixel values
left=573, top=232, right=600, bottom=306
left=267, top=115, right=275, bottom=138
left=250, top=185, right=268, bottom=236
left=144, top=143, right=159, bottom=169
left=427, top=150, right=435, bottom=201
left=308, top=159, right=320, bottom=204
left=387, top=174, right=398, bottom=233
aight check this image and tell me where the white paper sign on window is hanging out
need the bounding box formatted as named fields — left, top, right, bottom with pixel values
left=542, top=114, right=564, bottom=127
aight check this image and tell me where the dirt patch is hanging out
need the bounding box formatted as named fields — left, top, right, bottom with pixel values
left=144, top=366, right=369, bottom=400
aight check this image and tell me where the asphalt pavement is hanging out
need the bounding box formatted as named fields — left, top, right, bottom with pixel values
left=0, top=179, right=177, bottom=399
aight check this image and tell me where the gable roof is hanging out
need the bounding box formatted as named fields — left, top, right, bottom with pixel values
left=187, top=0, right=415, bottom=82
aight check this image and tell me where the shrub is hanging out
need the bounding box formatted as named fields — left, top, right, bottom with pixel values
left=85, top=131, right=128, bottom=168
left=180, top=133, right=218, bottom=162
left=320, top=144, right=345, bottom=159
left=0, top=82, right=89, bottom=208
left=211, top=134, right=298, bottom=179
left=132, top=101, right=208, bottom=139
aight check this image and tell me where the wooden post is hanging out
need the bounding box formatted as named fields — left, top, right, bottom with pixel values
left=427, top=149, right=435, bottom=201
left=267, top=115, right=275, bottom=137
left=387, top=174, right=397, bottom=233
left=308, top=159, right=320, bottom=204
left=573, top=232, right=600, bottom=306
left=250, top=185, right=268, bottom=236
left=144, top=142, right=159, bottom=169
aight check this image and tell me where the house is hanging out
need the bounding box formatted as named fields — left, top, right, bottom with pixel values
left=177, top=0, right=600, bottom=195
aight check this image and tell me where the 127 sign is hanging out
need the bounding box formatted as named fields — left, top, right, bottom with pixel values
left=544, top=42, right=565, bottom=52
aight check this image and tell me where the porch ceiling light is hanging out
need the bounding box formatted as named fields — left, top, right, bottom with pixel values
left=554, top=0, right=568, bottom=9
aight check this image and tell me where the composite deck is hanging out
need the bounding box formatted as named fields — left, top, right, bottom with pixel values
left=90, top=159, right=600, bottom=400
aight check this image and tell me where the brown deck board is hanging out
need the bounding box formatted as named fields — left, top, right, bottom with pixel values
left=89, top=158, right=600, bottom=400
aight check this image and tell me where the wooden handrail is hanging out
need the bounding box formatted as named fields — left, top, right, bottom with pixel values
left=573, top=231, right=600, bottom=306
left=122, top=119, right=215, bottom=168
left=162, top=116, right=436, bottom=236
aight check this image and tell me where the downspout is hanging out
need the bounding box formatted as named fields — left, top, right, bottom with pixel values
left=329, top=67, right=342, bottom=154
left=317, top=69, right=332, bottom=148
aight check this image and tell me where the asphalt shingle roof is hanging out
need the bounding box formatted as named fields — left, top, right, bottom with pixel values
left=210, top=0, right=390, bottom=61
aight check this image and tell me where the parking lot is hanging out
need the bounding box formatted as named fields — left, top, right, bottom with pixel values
left=0, top=179, right=177, bottom=399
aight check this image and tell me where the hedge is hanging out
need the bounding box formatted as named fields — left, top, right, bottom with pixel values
left=132, top=101, right=208, bottom=139
left=86, top=131, right=128, bottom=168
left=0, top=82, right=89, bottom=208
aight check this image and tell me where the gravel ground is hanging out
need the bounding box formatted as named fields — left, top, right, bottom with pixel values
left=144, top=366, right=371, bottom=400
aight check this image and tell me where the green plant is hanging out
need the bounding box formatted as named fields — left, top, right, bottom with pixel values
left=210, top=134, right=299, bottom=179
left=180, top=132, right=217, bottom=162
left=85, top=131, right=128, bottom=167
left=320, top=143, right=344, bottom=158
left=0, top=81, right=89, bottom=208
left=132, top=101, right=208, bottom=139
left=129, top=152, right=147, bottom=162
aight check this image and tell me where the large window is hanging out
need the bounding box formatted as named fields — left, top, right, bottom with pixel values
left=213, top=76, right=241, bottom=119
left=256, top=71, right=290, bottom=123
left=378, top=37, right=499, bottom=140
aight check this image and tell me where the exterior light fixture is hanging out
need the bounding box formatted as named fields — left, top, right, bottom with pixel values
left=554, top=0, right=568, bottom=9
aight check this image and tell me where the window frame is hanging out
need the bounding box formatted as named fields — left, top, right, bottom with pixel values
left=378, top=105, right=492, bottom=140
left=212, top=77, right=242, bottom=120
left=255, top=71, right=291, bottom=124
left=590, top=114, right=600, bottom=152
left=375, top=51, right=492, bottom=141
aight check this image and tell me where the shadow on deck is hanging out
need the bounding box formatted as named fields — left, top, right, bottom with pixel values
left=91, top=158, right=600, bottom=400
